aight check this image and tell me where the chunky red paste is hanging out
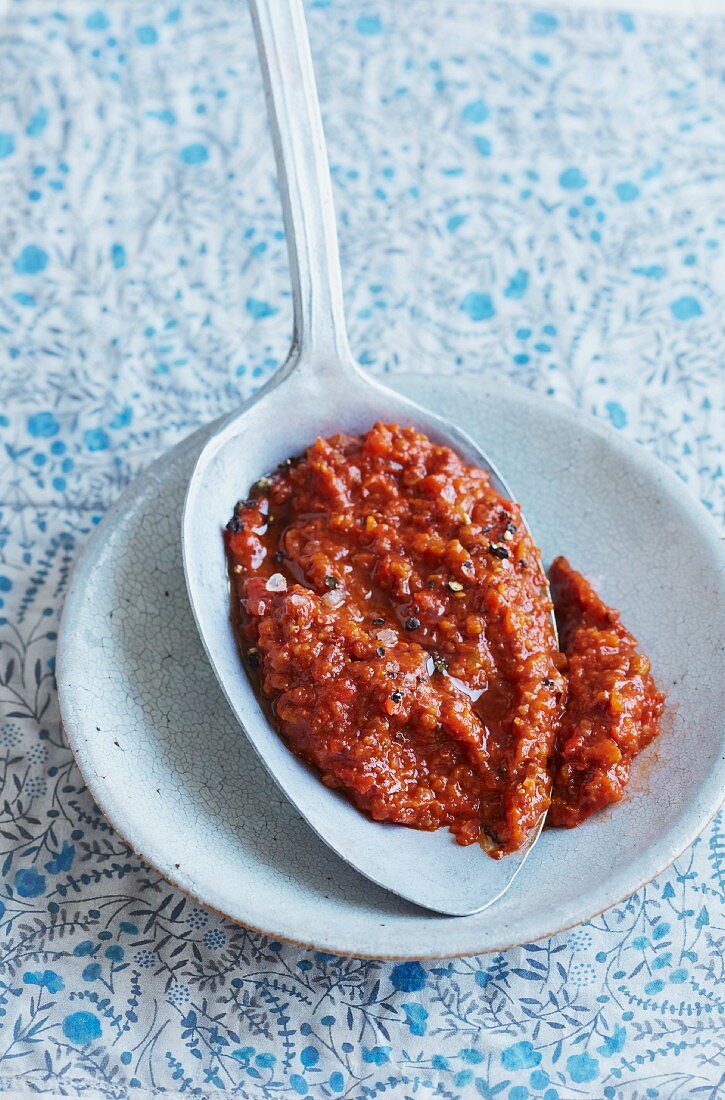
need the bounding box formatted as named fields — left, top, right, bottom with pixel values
left=548, top=556, right=664, bottom=828
left=224, top=424, right=663, bottom=857
left=225, top=423, right=566, bottom=856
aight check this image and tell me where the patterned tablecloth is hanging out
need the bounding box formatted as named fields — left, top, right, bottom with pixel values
left=0, top=0, right=723, bottom=1096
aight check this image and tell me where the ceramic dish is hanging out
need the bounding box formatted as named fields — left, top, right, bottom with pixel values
left=56, top=376, right=725, bottom=959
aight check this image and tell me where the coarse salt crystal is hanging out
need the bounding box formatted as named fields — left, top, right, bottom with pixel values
left=266, top=572, right=287, bottom=592
left=377, top=629, right=397, bottom=648
left=323, top=589, right=345, bottom=609
left=288, top=593, right=305, bottom=607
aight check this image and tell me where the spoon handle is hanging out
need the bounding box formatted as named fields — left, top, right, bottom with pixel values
left=249, top=0, right=352, bottom=366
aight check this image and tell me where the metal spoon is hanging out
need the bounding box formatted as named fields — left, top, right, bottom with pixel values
left=182, top=0, right=552, bottom=916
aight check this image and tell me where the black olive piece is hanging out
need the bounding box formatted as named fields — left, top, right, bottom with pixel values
left=376, top=646, right=385, bottom=658
left=247, top=650, right=260, bottom=670
left=324, top=576, right=339, bottom=589
left=226, top=515, right=244, bottom=533
left=372, top=617, right=385, bottom=626
left=487, top=543, right=510, bottom=559
left=405, top=617, right=421, bottom=631
left=391, top=690, right=403, bottom=703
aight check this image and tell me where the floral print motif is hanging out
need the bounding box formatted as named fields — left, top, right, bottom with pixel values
left=0, top=0, right=723, bottom=1095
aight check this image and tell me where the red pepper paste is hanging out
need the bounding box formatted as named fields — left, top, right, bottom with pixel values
left=225, top=423, right=565, bottom=857
left=224, top=425, right=664, bottom=857
left=547, top=556, right=664, bottom=828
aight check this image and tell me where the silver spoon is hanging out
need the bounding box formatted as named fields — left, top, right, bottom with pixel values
left=182, top=0, right=553, bottom=916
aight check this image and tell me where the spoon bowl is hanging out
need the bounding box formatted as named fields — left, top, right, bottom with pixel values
left=182, top=0, right=552, bottom=915
left=182, top=361, right=547, bottom=916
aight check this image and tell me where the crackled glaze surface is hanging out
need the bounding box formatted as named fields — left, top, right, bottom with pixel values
left=59, top=377, right=724, bottom=961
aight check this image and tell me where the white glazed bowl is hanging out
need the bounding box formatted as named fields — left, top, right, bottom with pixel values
left=57, top=377, right=725, bottom=958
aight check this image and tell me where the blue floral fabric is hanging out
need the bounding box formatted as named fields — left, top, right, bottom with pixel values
left=0, top=0, right=723, bottom=1096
